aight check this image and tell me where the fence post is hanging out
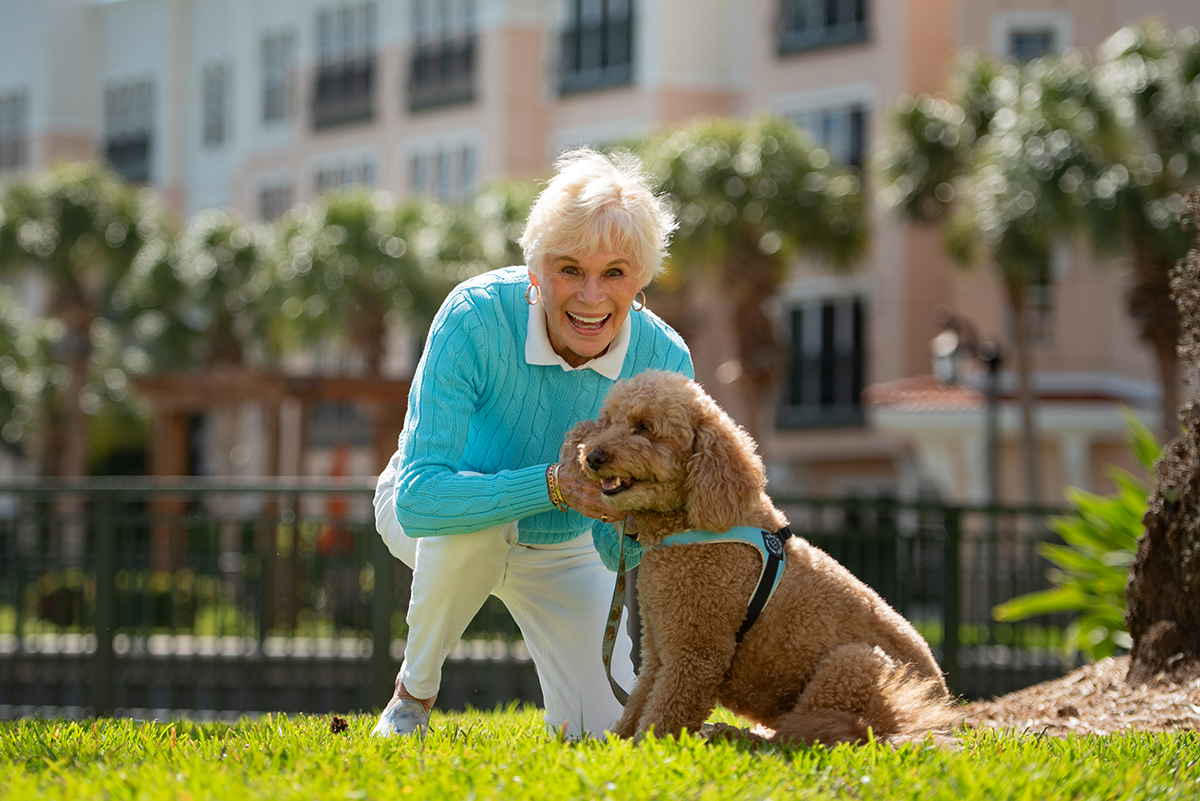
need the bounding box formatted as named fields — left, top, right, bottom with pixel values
left=369, top=530, right=396, bottom=709
left=94, top=491, right=117, bottom=716
left=942, top=506, right=961, bottom=695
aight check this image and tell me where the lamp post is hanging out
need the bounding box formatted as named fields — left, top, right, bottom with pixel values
left=931, top=307, right=1004, bottom=646
left=930, top=306, right=1003, bottom=508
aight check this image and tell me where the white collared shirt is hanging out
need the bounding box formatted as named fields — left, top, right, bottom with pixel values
left=524, top=302, right=631, bottom=380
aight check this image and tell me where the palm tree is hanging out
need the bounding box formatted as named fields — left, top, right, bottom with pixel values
left=0, top=284, right=63, bottom=461
left=878, top=53, right=1124, bottom=503
left=1093, top=23, right=1200, bottom=437
left=274, top=189, right=448, bottom=376
left=274, top=184, right=532, bottom=375
left=0, top=162, right=171, bottom=476
left=463, top=179, right=535, bottom=272
left=882, top=24, right=1200, bottom=470
left=634, top=115, right=868, bottom=440
left=406, top=180, right=533, bottom=330
left=124, top=207, right=278, bottom=371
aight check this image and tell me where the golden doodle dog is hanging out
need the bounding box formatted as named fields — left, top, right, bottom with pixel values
left=563, top=370, right=959, bottom=745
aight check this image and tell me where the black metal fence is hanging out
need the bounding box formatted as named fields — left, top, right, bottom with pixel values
left=0, top=480, right=1077, bottom=720
left=777, top=498, right=1079, bottom=700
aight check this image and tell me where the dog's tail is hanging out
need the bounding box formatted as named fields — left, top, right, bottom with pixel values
left=863, top=664, right=961, bottom=746
left=768, top=660, right=961, bottom=748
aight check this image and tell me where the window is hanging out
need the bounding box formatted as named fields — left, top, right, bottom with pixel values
left=315, top=155, right=376, bottom=194
left=0, top=88, right=29, bottom=173
left=778, top=0, right=868, bottom=55
left=410, top=143, right=476, bottom=203
left=559, top=0, right=633, bottom=94
left=313, top=2, right=377, bottom=128
left=262, top=30, right=295, bottom=124
left=1009, top=29, right=1057, bottom=62
left=779, top=297, right=865, bottom=428
left=409, top=0, right=476, bottom=111
left=202, top=63, right=230, bottom=147
left=105, top=78, right=154, bottom=183
left=789, top=103, right=867, bottom=169
left=260, top=180, right=294, bottom=220
left=990, top=12, right=1071, bottom=62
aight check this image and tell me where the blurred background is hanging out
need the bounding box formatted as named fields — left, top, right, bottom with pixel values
left=1, top=0, right=1198, bottom=720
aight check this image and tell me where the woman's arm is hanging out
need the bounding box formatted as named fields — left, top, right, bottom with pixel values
left=393, top=292, right=556, bottom=537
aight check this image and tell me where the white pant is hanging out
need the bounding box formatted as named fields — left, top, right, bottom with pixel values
left=374, top=453, right=634, bottom=738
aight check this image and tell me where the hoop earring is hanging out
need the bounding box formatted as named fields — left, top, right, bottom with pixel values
left=526, top=284, right=540, bottom=305
left=631, top=291, right=646, bottom=312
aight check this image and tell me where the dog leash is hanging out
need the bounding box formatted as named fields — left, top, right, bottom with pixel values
left=602, top=520, right=631, bottom=705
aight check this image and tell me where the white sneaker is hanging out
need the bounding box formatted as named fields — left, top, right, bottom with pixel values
left=372, top=698, right=431, bottom=738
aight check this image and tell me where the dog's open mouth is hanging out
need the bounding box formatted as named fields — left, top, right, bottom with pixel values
left=600, top=476, right=636, bottom=496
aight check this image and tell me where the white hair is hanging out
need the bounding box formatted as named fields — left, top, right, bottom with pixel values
left=519, top=148, right=677, bottom=288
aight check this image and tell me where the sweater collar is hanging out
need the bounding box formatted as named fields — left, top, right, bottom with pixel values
left=525, top=301, right=631, bottom=380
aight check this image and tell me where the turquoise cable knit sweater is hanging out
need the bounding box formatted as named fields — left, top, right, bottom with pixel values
left=393, top=266, right=693, bottom=570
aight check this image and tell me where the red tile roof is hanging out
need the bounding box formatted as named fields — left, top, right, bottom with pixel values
left=863, top=375, right=985, bottom=412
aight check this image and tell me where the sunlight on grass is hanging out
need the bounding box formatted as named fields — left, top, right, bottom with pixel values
left=1, top=706, right=1197, bottom=800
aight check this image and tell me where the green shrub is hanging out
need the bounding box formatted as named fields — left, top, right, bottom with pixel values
left=993, top=412, right=1159, bottom=662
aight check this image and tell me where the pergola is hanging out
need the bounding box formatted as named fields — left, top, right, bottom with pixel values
left=135, top=367, right=411, bottom=478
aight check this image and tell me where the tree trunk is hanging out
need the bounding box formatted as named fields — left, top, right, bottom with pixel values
left=55, top=304, right=93, bottom=479
left=61, top=351, right=90, bottom=478
left=1125, top=399, right=1200, bottom=684
left=643, top=281, right=698, bottom=346
left=723, top=243, right=785, bottom=443
left=46, top=280, right=96, bottom=479
left=1007, top=282, right=1040, bottom=505
left=204, top=322, right=245, bottom=368
left=352, top=299, right=388, bottom=378
left=1125, top=190, right=1200, bottom=685
left=1125, top=230, right=1182, bottom=442
left=57, top=319, right=91, bottom=566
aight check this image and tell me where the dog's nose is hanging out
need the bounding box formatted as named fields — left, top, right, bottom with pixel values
left=586, top=449, right=609, bottom=471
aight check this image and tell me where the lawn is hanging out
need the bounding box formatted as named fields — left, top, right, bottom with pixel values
left=2, top=706, right=1197, bottom=800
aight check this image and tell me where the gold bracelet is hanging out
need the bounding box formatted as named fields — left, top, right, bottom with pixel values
left=546, top=464, right=568, bottom=512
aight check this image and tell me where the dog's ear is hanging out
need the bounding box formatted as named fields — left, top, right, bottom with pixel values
left=684, top=405, right=765, bottom=533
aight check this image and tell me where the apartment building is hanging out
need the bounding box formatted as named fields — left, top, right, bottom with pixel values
left=1, top=0, right=1197, bottom=504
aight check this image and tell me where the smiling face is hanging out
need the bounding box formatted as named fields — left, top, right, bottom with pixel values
left=529, top=250, right=642, bottom=369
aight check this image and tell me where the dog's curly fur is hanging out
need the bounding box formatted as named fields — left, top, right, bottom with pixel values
left=563, top=370, right=959, bottom=746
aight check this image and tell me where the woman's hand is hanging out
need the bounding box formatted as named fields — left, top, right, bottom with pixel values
left=554, top=459, right=621, bottom=523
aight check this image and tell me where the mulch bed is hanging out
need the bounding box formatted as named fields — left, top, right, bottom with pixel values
left=961, top=655, right=1200, bottom=735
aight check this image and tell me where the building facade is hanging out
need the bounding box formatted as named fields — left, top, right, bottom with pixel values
left=1, top=0, right=1197, bottom=503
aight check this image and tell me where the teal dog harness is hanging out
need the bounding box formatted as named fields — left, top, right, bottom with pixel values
left=658, top=525, right=793, bottom=642
left=602, top=522, right=793, bottom=705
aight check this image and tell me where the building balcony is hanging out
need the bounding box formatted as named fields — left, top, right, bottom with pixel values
left=312, top=58, right=375, bottom=129
left=408, top=37, right=476, bottom=112
left=559, top=21, right=633, bottom=95
left=778, top=0, right=868, bottom=55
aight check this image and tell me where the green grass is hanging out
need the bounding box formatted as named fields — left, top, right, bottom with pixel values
left=2, top=707, right=1197, bottom=800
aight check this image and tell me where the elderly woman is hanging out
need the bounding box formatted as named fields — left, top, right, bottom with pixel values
left=372, top=148, right=693, bottom=739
